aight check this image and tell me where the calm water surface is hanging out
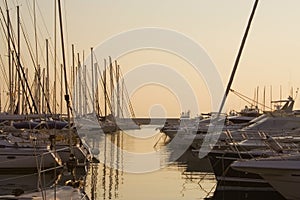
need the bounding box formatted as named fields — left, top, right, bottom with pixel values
left=0, top=125, right=285, bottom=199
left=84, top=125, right=216, bottom=200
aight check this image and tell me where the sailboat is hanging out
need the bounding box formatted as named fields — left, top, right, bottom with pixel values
left=0, top=134, right=62, bottom=171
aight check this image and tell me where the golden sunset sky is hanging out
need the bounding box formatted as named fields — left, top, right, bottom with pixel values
left=1, top=0, right=300, bottom=117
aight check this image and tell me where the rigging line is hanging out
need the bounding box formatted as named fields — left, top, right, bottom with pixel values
left=22, top=0, right=47, bottom=67
left=0, top=55, right=9, bottom=86
left=232, top=92, right=256, bottom=108
left=86, top=57, right=108, bottom=115
left=93, top=59, right=113, bottom=115
left=102, top=70, right=113, bottom=114
left=36, top=1, right=51, bottom=41
left=0, top=15, right=9, bottom=85
left=0, top=6, right=35, bottom=113
left=0, top=5, right=34, bottom=113
left=20, top=22, right=52, bottom=113
left=230, top=89, right=272, bottom=110
left=91, top=54, right=107, bottom=115
left=119, top=69, right=136, bottom=118
left=57, top=0, right=74, bottom=160
left=0, top=13, right=7, bottom=48
left=63, top=0, right=70, bottom=68
left=82, top=70, right=93, bottom=113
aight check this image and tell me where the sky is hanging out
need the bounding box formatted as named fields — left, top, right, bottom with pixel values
left=0, top=0, right=300, bottom=117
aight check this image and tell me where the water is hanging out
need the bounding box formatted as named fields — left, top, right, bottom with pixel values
left=84, top=125, right=217, bottom=200
left=0, top=125, right=286, bottom=199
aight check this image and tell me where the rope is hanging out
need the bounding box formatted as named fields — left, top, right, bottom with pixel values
left=230, top=89, right=272, bottom=110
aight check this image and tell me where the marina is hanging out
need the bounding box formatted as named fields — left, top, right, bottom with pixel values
left=0, top=0, right=300, bottom=199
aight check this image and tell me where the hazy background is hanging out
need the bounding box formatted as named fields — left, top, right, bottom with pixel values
left=1, top=0, right=300, bottom=117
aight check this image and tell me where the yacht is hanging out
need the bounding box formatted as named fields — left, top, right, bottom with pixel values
left=232, top=153, right=300, bottom=200
left=0, top=135, right=62, bottom=172
left=160, top=107, right=259, bottom=148
left=205, top=132, right=299, bottom=192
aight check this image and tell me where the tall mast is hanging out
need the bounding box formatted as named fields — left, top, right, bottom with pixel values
left=17, top=5, right=21, bottom=114
left=256, top=86, right=259, bottom=107
left=83, top=51, right=87, bottom=115
left=75, top=65, right=78, bottom=115
left=280, top=85, right=282, bottom=107
left=46, top=39, right=49, bottom=114
left=1, top=3, right=38, bottom=114
left=95, top=62, right=99, bottom=115
left=91, top=47, right=94, bottom=114
left=33, top=0, right=38, bottom=69
left=53, top=64, right=57, bottom=114
left=24, top=68, right=28, bottom=113
left=60, top=64, right=63, bottom=115
left=122, top=78, right=124, bottom=117
left=42, top=68, right=45, bottom=113
left=5, top=1, right=12, bottom=114
left=72, top=44, right=75, bottom=111
left=263, top=86, right=266, bottom=111
left=217, top=0, right=259, bottom=116
left=198, top=0, right=259, bottom=159
left=78, top=53, right=82, bottom=116
left=84, top=63, right=87, bottom=115
left=33, top=0, right=40, bottom=113
left=53, top=0, right=57, bottom=114
left=57, top=0, right=72, bottom=150
left=109, top=56, right=114, bottom=117
left=116, top=61, right=120, bottom=118
left=38, top=65, right=41, bottom=112
left=270, top=85, right=272, bottom=111
left=104, top=59, right=107, bottom=117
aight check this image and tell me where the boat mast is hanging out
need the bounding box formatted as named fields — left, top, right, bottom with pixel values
left=116, top=61, right=120, bottom=118
left=84, top=59, right=87, bottom=115
left=217, top=0, right=259, bottom=116
left=33, top=0, right=41, bottom=113
left=72, top=44, right=75, bottom=113
left=83, top=51, right=87, bottom=115
left=78, top=53, right=82, bottom=116
left=42, top=68, right=45, bottom=113
left=109, top=56, right=114, bottom=117
left=17, top=5, right=21, bottom=114
left=46, top=39, right=49, bottom=114
left=122, top=78, right=124, bottom=117
left=95, top=62, right=99, bottom=116
left=57, top=0, right=72, bottom=146
left=0, top=4, right=38, bottom=114
left=104, top=59, right=107, bottom=118
left=53, top=0, right=57, bottom=115
left=5, top=0, right=12, bottom=114
left=263, top=86, right=266, bottom=112
left=270, top=85, right=272, bottom=111
left=91, top=47, right=94, bottom=114
left=256, top=86, right=259, bottom=108
left=60, top=64, right=63, bottom=115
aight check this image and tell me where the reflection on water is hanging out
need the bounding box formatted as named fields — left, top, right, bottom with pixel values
left=84, top=125, right=288, bottom=200
left=0, top=160, right=88, bottom=197
left=85, top=125, right=217, bottom=200
left=0, top=125, right=289, bottom=199
left=0, top=171, right=56, bottom=196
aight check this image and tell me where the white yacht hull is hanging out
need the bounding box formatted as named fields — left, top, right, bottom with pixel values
left=0, top=147, right=60, bottom=171
left=262, top=172, right=300, bottom=200
left=232, top=154, right=300, bottom=200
